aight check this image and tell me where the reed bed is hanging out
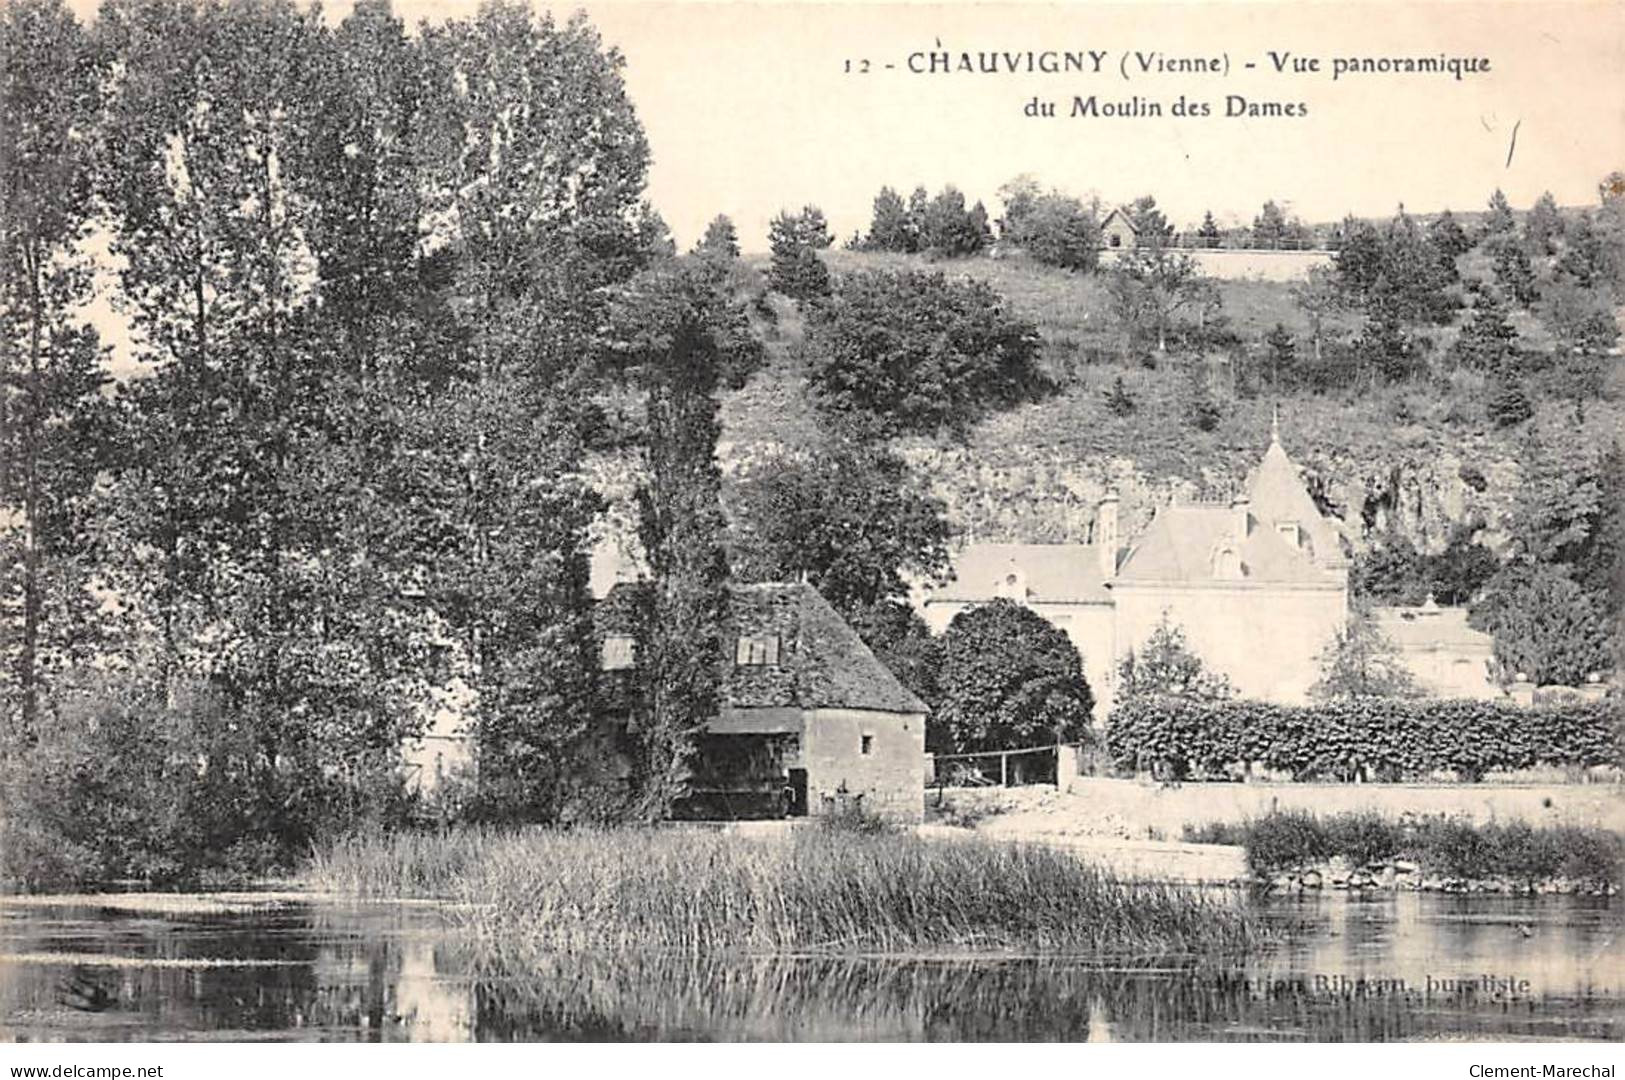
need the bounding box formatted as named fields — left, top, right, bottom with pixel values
left=306, top=826, right=1266, bottom=958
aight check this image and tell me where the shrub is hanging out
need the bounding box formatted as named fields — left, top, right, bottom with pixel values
left=1243, top=811, right=1331, bottom=876
left=803, top=269, right=1046, bottom=437
left=1106, top=697, right=1621, bottom=782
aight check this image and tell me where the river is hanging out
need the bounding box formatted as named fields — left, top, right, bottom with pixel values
left=0, top=892, right=1617, bottom=1041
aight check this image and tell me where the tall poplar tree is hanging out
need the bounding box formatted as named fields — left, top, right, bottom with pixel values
left=0, top=0, right=106, bottom=746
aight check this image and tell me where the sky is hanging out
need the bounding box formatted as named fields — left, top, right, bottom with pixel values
left=61, top=0, right=1625, bottom=252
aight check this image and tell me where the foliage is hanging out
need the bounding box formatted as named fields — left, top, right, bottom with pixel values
left=1450, top=286, right=1521, bottom=372
left=933, top=598, right=1095, bottom=753
left=1106, top=696, right=1621, bottom=781
left=1000, top=186, right=1102, bottom=271
left=1196, top=211, right=1221, bottom=247
left=1332, top=210, right=1458, bottom=325
left=1469, top=563, right=1612, bottom=685
left=0, top=674, right=411, bottom=892
left=1117, top=615, right=1235, bottom=703
left=863, top=184, right=991, bottom=256
left=1485, top=370, right=1535, bottom=428
left=0, top=0, right=107, bottom=746
left=768, top=206, right=833, bottom=299
left=1490, top=240, right=1539, bottom=306
left=802, top=268, right=1045, bottom=437
left=605, top=258, right=762, bottom=820
left=1523, top=191, right=1565, bottom=256
left=1225, top=812, right=1620, bottom=888
left=1102, top=374, right=1137, bottom=416
left=727, top=440, right=951, bottom=617
left=694, top=214, right=741, bottom=260
left=1108, top=246, right=1209, bottom=352
left=1308, top=605, right=1422, bottom=701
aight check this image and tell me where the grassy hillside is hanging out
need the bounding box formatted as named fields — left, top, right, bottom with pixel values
left=715, top=250, right=1622, bottom=553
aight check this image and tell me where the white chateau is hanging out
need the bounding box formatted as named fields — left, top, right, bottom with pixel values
left=916, top=421, right=1353, bottom=717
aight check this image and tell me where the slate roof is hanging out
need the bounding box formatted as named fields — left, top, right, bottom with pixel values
left=930, top=543, right=1113, bottom=604
left=1113, top=505, right=1339, bottom=585
left=1116, top=432, right=1347, bottom=587
left=597, top=581, right=927, bottom=716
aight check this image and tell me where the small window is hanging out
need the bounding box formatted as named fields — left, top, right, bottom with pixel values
left=600, top=635, right=636, bottom=671
left=736, top=634, right=781, bottom=667
left=860, top=734, right=874, bottom=756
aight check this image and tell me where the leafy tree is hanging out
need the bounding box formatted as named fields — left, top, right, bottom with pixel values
left=1196, top=210, right=1222, bottom=247
left=1425, top=525, right=1500, bottom=606
left=605, top=258, right=762, bottom=821
left=918, top=186, right=991, bottom=256
left=1108, top=245, right=1207, bottom=352
left=802, top=269, right=1044, bottom=436
left=864, top=186, right=912, bottom=252
left=1102, top=374, right=1137, bottom=416
left=1523, top=191, right=1565, bottom=256
left=693, top=214, right=740, bottom=260
left=1116, top=614, right=1234, bottom=702
left=996, top=175, right=1043, bottom=234
left=1289, top=264, right=1342, bottom=368
left=1540, top=282, right=1617, bottom=415
left=1351, top=529, right=1429, bottom=604
left=1252, top=200, right=1289, bottom=247
left=0, top=0, right=106, bottom=746
left=728, top=439, right=950, bottom=618
left=1309, top=605, right=1422, bottom=701
left=1471, top=564, right=1612, bottom=685
left=933, top=599, right=1094, bottom=753
left=1000, top=188, right=1100, bottom=271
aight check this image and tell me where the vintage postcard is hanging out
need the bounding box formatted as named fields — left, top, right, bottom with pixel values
left=0, top=0, right=1620, bottom=1053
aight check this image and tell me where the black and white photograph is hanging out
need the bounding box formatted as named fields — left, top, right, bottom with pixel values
left=0, top=0, right=1620, bottom=1053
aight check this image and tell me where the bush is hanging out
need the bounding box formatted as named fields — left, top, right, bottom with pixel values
left=1215, top=812, right=1620, bottom=887
left=0, top=673, right=414, bottom=893
left=1106, top=697, right=1621, bottom=782
left=803, top=269, right=1047, bottom=437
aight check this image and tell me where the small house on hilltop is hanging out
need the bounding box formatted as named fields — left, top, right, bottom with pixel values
left=598, top=581, right=927, bottom=822
left=1099, top=206, right=1141, bottom=250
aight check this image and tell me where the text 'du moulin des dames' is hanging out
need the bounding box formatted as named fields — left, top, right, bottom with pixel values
left=842, top=47, right=1494, bottom=120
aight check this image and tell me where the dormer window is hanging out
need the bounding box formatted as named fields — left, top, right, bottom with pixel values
left=1211, top=543, right=1243, bottom=580
left=736, top=634, right=781, bottom=667
left=601, top=635, right=636, bottom=671
left=1276, top=521, right=1301, bottom=548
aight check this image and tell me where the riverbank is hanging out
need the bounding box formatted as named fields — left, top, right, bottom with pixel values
left=305, top=824, right=1266, bottom=957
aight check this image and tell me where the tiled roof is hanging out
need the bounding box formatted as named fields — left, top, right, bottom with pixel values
left=930, top=542, right=1113, bottom=604
left=597, top=581, right=927, bottom=715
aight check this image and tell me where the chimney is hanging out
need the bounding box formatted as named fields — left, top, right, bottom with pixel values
left=1231, top=494, right=1251, bottom=542
left=1096, top=494, right=1119, bottom=579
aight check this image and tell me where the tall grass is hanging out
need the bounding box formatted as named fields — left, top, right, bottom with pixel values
left=306, top=826, right=1265, bottom=958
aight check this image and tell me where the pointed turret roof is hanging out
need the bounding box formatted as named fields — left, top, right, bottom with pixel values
left=1245, top=418, right=1347, bottom=568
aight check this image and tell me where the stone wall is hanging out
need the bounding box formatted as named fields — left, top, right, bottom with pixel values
left=802, top=707, right=925, bottom=822
left=1055, top=776, right=1625, bottom=835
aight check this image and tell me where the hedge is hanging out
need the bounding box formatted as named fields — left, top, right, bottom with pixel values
left=1106, top=697, right=1623, bottom=781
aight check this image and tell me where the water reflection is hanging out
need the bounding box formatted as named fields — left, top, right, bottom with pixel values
left=0, top=894, right=1617, bottom=1042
